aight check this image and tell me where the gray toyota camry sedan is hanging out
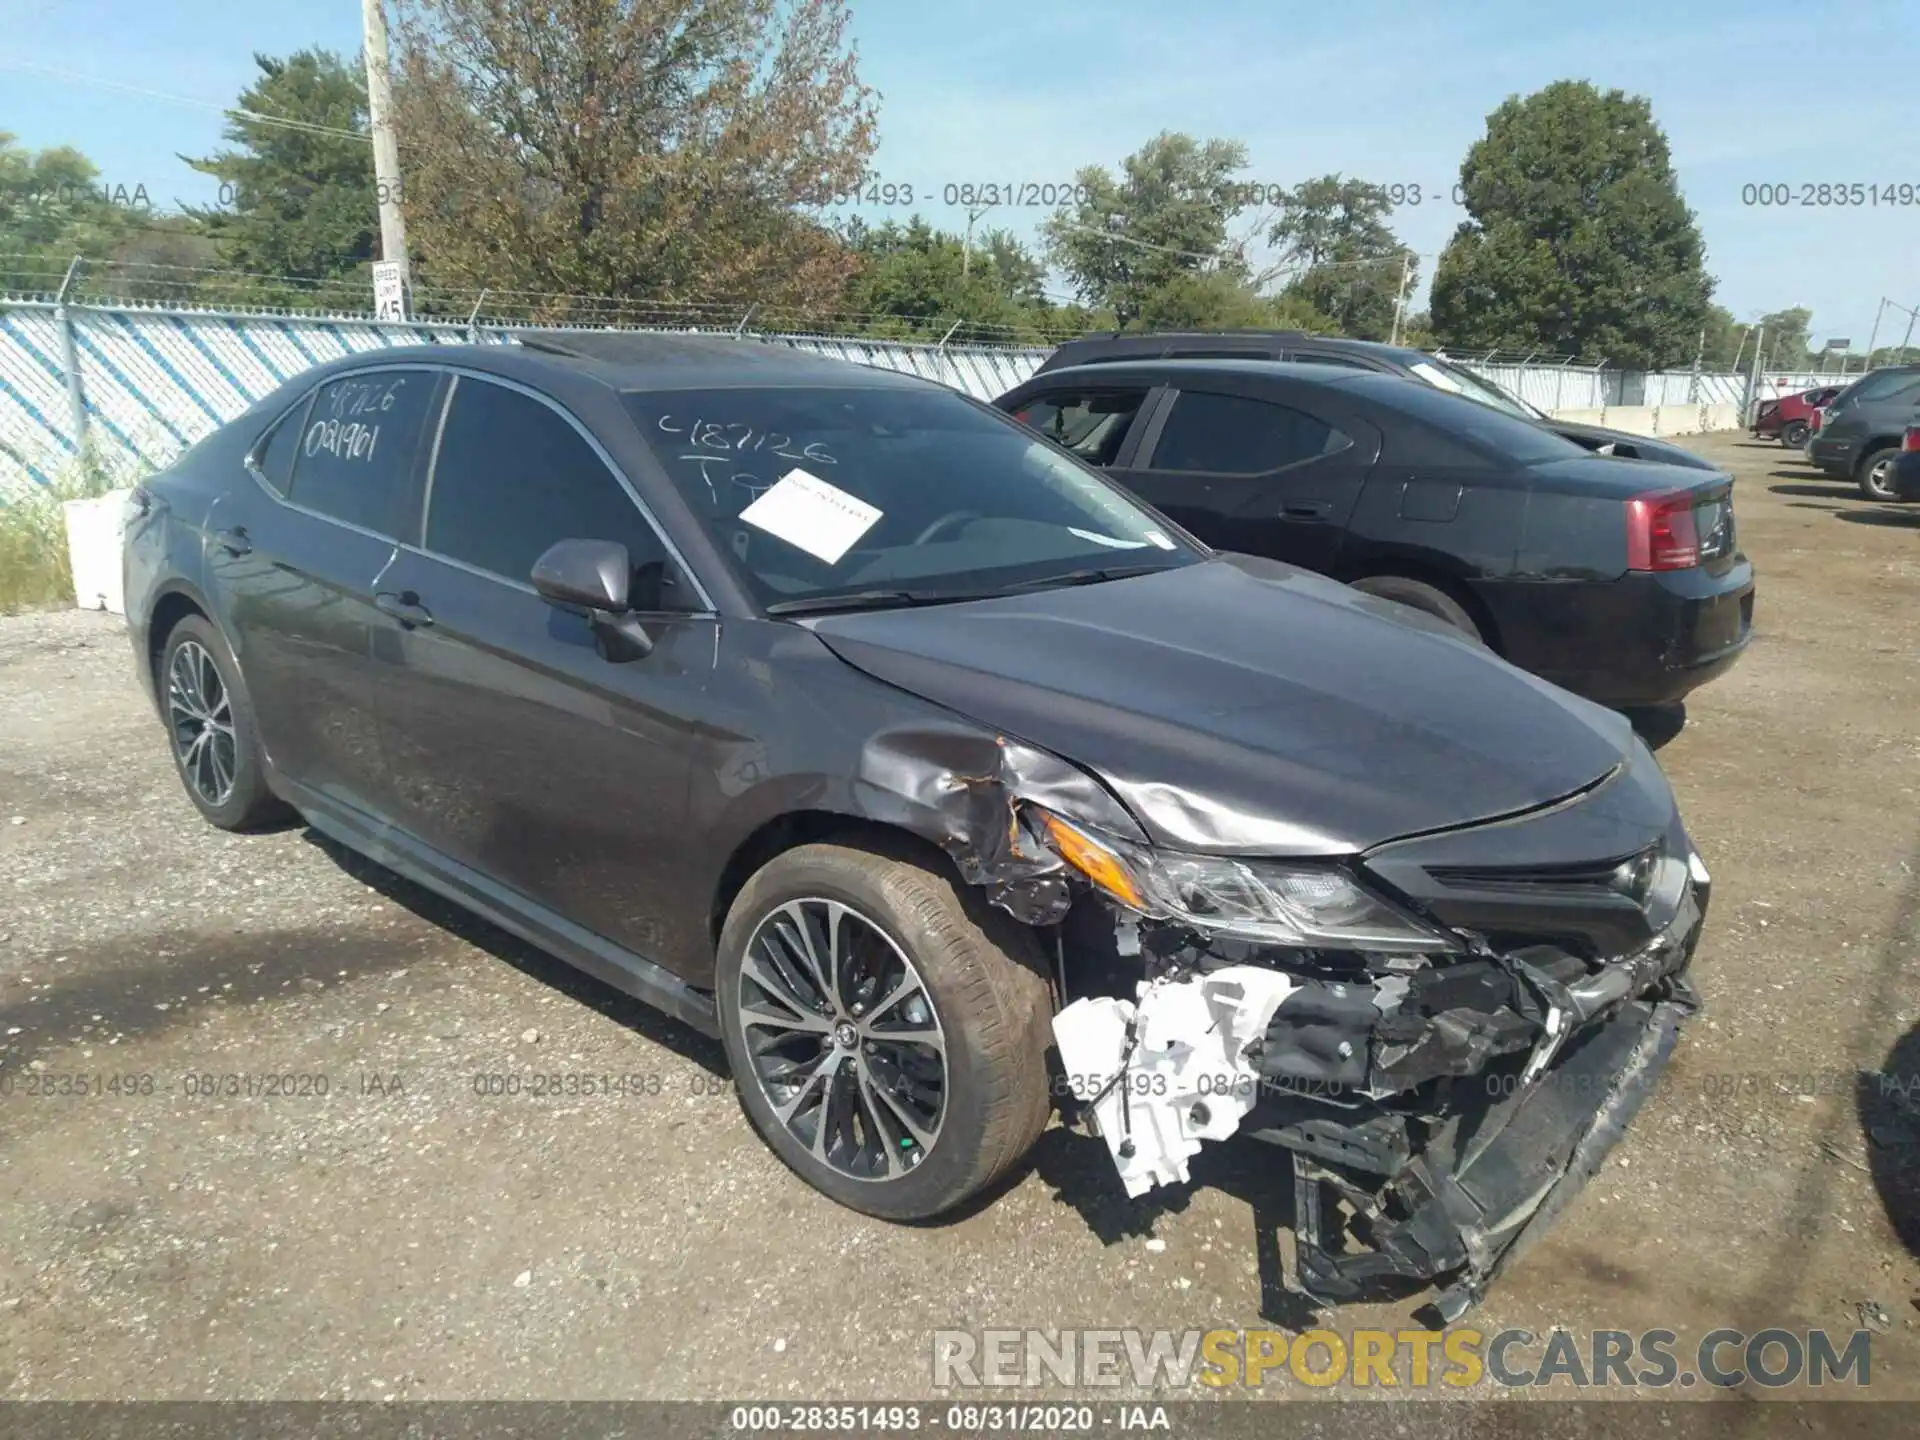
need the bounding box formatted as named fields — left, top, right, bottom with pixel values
left=123, top=332, right=1710, bottom=1317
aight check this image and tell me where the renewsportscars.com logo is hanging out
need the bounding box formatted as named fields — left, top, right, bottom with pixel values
left=931, top=1327, right=1872, bottom=1391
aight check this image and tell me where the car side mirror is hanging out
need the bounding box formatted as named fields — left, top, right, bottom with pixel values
left=532, top=538, right=632, bottom=612
left=530, top=538, right=653, bottom=662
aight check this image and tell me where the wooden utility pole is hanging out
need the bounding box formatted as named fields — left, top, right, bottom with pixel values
left=1387, top=251, right=1414, bottom=346
left=961, top=203, right=995, bottom=279
left=362, top=0, right=411, bottom=318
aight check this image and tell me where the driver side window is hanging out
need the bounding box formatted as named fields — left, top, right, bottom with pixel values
left=424, top=377, right=690, bottom=610
left=1010, top=389, right=1149, bottom=467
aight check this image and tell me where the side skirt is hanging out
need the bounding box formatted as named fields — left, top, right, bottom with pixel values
left=283, top=779, right=721, bottom=1038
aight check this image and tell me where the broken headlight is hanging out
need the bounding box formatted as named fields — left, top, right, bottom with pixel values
left=1032, top=809, right=1457, bottom=954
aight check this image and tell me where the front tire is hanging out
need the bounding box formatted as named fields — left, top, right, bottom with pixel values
left=158, top=615, right=288, bottom=831
left=716, top=840, right=1054, bottom=1221
left=1858, top=446, right=1900, bottom=501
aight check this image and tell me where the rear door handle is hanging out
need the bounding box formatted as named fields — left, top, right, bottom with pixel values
left=1282, top=501, right=1333, bottom=521
left=214, top=526, right=252, bottom=556
left=375, top=591, right=434, bottom=629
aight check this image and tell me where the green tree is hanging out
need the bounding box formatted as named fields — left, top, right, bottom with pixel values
left=1429, top=80, right=1713, bottom=368
left=1755, top=306, right=1814, bottom=367
left=1133, top=270, right=1268, bottom=330
left=1697, top=303, right=1745, bottom=369
left=837, top=217, right=1056, bottom=340
left=978, top=229, right=1046, bottom=307
left=1042, top=132, right=1251, bottom=327
left=1125, top=270, right=1335, bottom=333
left=184, top=50, right=378, bottom=300
left=390, top=0, right=877, bottom=320
left=1397, top=309, right=1437, bottom=350
left=0, top=132, right=138, bottom=291
left=1267, top=175, right=1413, bottom=341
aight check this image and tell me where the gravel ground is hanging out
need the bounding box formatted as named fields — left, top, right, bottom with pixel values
left=1, top=432, right=1918, bottom=1409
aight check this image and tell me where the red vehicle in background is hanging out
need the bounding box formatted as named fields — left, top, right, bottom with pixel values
left=1752, top=384, right=1843, bottom=447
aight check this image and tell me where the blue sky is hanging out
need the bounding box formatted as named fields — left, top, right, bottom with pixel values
left=5, top=0, right=1916, bottom=349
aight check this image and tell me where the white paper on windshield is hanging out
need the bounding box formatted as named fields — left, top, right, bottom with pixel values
left=1409, top=360, right=1465, bottom=394
left=738, top=468, right=882, bottom=564
left=1143, top=530, right=1177, bottom=551
left=1069, top=527, right=1149, bottom=550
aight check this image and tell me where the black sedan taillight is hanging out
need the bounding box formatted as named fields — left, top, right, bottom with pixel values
left=1627, top=490, right=1705, bottom=571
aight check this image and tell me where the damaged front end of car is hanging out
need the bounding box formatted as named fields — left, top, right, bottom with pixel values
left=1027, top=752, right=1708, bottom=1319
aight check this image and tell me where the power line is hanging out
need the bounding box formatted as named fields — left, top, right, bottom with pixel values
left=0, top=58, right=373, bottom=145
left=1050, top=222, right=1222, bottom=265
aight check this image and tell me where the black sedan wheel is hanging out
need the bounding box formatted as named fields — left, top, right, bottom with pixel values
left=159, top=615, right=288, bottom=830
left=716, top=841, right=1053, bottom=1220
left=1350, top=574, right=1487, bottom=646
left=1858, top=448, right=1901, bottom=502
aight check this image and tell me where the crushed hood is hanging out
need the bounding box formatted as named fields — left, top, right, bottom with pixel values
left=808, top=553, right=1636, bottom=855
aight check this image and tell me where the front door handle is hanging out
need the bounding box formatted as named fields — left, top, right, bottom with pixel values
left=214, top=526, right=252, bottom=556
left=1282, top=501, right=1333, bottom=521
left=375, top=591, right=434, bottom=629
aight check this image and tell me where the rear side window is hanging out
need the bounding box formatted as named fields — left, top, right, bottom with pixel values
left=425, top=378, right=676, bottom=597
left=287, top=369, right=439, bottom=535
left=1149, top=391, right=1350, bottom=474
left=1844, top=369, right=1920, bottom=404
left=1010, top=389, right=1149, bottom=466
left=250, top=393, right=311, bottom=496
left=1359, top=378, right=1583, bottom=464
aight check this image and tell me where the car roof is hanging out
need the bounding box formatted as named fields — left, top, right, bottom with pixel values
left=1040, top=330, right=1433, bottom=370
left=1032, top=356, right=1385, bottom=389
left=1026, top=356, right=1567, bottom=427
left=286, top=331, right=943, bottom=396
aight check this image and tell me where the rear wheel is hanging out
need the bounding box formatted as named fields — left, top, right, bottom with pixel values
left=1349, top=574, right=1486, bottom=646
left=1858, top=446, right=1899, bottom=501
left=1780, top=420, right=1808, bottom=447
left=716, top=841, right=1053, bottom=1221
left=158, top=615, right=288, bottom=831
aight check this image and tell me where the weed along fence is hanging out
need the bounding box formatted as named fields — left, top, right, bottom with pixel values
left=0, top=296, right=1774, bottom=612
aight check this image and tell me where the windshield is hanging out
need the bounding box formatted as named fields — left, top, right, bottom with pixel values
left=1414, top=357, right=1545, bottom=419
left=623, top=385, right=1200, bottom=611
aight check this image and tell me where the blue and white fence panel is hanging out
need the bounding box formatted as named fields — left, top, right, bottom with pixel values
left=5, top=298, right=1803, bottom=501
left=0, top=300, right=1048, bottom=499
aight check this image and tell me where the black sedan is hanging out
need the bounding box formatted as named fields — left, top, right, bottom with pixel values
left=996, top=358, right=1755, bottom=707
left=125, top=333, right=1709, bottom=1315
left=1035, top=330, right=1723, bottom=472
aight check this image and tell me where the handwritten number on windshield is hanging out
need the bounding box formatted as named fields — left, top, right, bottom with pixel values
left=657, top=414, right=836, bottom=465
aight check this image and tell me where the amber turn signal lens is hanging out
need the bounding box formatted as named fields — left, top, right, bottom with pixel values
left=1037, top=810, right=1145, bottom=910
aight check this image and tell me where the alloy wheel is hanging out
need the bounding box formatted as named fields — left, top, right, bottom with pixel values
left=167, top=640, right=237, bottom=807
left=1864, top=454, right=1898, bottom=500
left=736, top=898, right=948, bottom=1181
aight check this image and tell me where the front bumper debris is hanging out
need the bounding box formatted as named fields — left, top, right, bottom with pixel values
left=1051, top=965, right=1301, bottom=1197
left=1048, top=881, right=1705, bottom=1314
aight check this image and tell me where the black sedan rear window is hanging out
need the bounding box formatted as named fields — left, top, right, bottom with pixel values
left=1355, top=376, right=1589, bottom=465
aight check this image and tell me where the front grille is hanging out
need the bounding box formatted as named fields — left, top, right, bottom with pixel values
left=1426, top=856, right=1639, bottom=896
